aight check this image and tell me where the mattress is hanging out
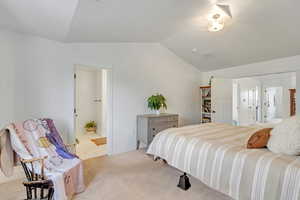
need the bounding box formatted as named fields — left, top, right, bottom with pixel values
left=147, top=123, right=300, bottom=200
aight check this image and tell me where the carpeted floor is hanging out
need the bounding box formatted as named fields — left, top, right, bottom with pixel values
left=0, top=150, right=232, bottom=200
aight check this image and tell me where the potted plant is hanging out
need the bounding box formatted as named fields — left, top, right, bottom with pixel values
left=85, top=121, right=97, bottom=133
left=147, top=93, right=167, bottom=115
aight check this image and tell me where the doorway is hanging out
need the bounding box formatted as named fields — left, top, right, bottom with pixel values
left=263, top=87, right=283, bottom=123
left=74, top=65, right=112, bottom=159
left=232, top=72, right=295, bottom=126
left=234, top=78, right=261, bottom=126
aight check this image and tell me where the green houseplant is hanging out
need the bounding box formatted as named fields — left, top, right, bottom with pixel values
left=85, top=121, right=97, bottom=133
left=147, top=94, right=167, bottom=115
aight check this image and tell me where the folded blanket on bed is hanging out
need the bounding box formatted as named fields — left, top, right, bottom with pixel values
left=147, top=123, right=300, bottom=200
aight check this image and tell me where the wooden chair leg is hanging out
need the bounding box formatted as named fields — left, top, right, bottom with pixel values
left=26, top=186, right=32, bottom=199
left=48, top=188, right=54, bottom=200
left=41, top=185, right=44, bottom=199
left=34, top=187, right=37, bottom=199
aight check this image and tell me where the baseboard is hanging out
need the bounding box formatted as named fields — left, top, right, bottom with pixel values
left=0, top=166, right=24, bottom=184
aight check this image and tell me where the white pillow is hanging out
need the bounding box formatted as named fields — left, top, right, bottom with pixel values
left=267, top=116, right=300, bottom=155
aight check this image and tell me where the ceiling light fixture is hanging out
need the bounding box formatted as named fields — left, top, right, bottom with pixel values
left=208, top=4, right=232, bottom=32
left=208, top=13, right=224, bottom=32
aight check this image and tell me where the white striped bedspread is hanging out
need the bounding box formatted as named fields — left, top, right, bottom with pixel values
left=147, top=123, right=300, bottom=200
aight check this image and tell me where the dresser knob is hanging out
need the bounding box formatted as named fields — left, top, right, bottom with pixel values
left=152, top=128, right=155, bottom=131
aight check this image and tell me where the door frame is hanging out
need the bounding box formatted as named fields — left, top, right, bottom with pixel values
left=73, top=64, right=113, bottom=155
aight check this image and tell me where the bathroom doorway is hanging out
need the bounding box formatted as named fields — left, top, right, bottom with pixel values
left=74, top=65, right=112, bottom=159
left=262, top=86, right=283, bottom=123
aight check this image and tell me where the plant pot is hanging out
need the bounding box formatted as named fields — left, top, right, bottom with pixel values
left=86, top=127, right=97, bottom=133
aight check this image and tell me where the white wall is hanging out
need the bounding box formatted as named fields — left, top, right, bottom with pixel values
left=14, top=35, right=72, bottom=142
left=68, top=43, right=202, bottom=154
left=0, top=30, right=17, bottom=127
left=0, top=30, right=202, bottom=155
left=0, top=31, right=25, bottom=182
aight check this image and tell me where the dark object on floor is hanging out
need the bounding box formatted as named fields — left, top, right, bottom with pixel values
left=153, top=156, right=168, bottom=164
left=20, top=157, right=54, bottom=200
left=177, top=173, right=191, bottom=191
left=91, top=137, right=107, bottom=146
left=154, top=156, right=160, bottom=161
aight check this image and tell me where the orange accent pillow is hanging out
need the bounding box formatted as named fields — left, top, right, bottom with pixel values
left=247, top=128, right=273, bottom=149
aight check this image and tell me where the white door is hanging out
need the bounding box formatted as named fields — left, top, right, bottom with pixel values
left=75, top=69, right=99, bottom=136
left=236, top=78, right=261, bottom=125
left=263, top=87, right=283, bottom=123
left=211, top=78, right=233, bottom=124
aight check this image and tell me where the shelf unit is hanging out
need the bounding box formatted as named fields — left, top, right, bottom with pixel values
left=200, top=86, right=211, bottom=123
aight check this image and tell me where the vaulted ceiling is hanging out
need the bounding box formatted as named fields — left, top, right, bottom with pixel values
left=1, top=0, right=300, bottom=71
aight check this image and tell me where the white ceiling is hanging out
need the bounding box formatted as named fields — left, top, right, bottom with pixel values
left=1, top=0, right=300, bottom=71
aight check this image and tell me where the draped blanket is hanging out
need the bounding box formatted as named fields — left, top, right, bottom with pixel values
left=0, top=129, right=16, bottom=177
left=147, top=123, right=300, bottom=200
left=6, top=119, right=85, bottom=200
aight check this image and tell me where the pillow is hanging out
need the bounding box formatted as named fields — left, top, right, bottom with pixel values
left=247, top=128, right=272, bottom=149
left=267, top=116, right=300, bottom=155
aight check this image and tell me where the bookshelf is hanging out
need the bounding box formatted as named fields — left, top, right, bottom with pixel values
left=200, top=86, right=211, bottom=123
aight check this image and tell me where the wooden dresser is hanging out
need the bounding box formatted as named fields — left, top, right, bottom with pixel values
left=136, top=113, right=178, bottom=149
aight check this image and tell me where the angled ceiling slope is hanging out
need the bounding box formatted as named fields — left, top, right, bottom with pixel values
left=66, top=0, right=209, bottom=42
left=1, top=0, right=300, bottom=72
left=0, top=0, right=79, bottom=41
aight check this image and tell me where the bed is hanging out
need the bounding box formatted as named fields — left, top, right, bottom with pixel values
left=147, top=123, right=300, bottom=200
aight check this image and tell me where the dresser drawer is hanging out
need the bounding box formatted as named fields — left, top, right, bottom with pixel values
left=150, top=115, right=178, bottom=125
left=149, top=121, right=178, bottom=137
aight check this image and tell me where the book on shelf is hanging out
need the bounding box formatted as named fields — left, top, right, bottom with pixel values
left=202, top=118, right=211, bottom=123
left=200, top=86, right=212, bottom=123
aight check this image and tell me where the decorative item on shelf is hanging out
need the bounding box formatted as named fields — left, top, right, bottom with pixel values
left=147, top=93, right=167, bottom=115
left=209, top=76, right=214, bottom=86
left=84, top=121, right=97, bottom=133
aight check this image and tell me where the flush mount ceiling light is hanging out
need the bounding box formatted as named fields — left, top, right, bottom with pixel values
left=208, top=4, right=232, bottom=32
left=208, top=13, right=224, bottom=32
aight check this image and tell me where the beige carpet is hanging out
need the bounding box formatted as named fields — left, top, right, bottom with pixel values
left=0, top=150, right=232, bottom=200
